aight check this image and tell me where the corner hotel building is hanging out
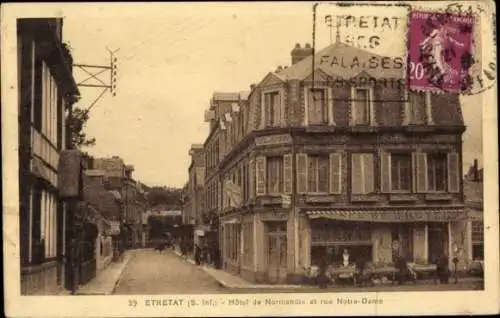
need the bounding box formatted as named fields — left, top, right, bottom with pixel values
left=197, top=42, right=472, bottom=284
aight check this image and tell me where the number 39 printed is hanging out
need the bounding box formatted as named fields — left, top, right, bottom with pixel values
left=409, top=62, right=425, bottom=80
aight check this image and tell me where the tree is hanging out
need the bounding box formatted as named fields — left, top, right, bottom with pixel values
left=67, top=107, right=96, bottom=148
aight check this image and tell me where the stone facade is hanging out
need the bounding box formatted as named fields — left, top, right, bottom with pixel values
left=192, top=42, right=473, bottom=284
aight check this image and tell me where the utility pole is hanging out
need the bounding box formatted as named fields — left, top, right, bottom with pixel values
left=72, top=47, right=120, bottom=115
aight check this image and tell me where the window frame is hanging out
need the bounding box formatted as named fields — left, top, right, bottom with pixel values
left=266, top=156, right=284, bottom=195
left=390, top=152, right=413, bottom=193
left=350, top=86, right=374, bottom=126
left=351, top=152, right=375, bottom=194
left=426, top=152, right=448, bottom=192
left=307, top=87, right=329, bottom=125
left=307, top=154, right=330, bottom=194
left=262, top=89, right=282, bottom=128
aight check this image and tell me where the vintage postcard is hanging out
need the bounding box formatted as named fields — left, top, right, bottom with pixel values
left=1, top=1, right=498, bottom=317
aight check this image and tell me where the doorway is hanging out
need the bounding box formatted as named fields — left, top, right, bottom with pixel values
left=264, top=221, right=287, bottom=283
left=428, top=223, right=447, bottom=264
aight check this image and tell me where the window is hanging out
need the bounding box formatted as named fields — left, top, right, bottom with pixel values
left=351, top=153, right=375, bottom=194
left=308, top=155, right=329, bottom=193
left=427, top=153, right=447, bottom=191
left=408, top=92, right=427, bottom=124
left=471, top=221, right=484, bottom=242
left=391, top=153, right=412, bottom=191
left=353, top=88, right=371, bottom=125
left=308, top=88, right=328, bottom=125
left=264, top=91, right=281, bottom=127
left=267, top=157, right=283, bottom=194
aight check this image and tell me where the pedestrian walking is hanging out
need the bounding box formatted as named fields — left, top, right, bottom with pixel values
left=194, top=244, right=201, bottom=265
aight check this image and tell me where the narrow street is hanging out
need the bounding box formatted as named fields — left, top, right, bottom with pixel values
left=113, top=249, right=223, bottom=294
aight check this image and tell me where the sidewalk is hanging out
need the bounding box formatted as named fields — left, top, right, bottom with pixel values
left=75, top=251, right=133, bottom=295
left=172, top=250, right=302, bottom=289
left=172, top=250, right=483, bottom=290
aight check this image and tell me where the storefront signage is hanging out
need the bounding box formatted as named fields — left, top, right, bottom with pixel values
left=307, top=209, right=467, bottom=222
left=261, top=212, right=288, bottom=221
left=255, top=134, right=292, bottom=146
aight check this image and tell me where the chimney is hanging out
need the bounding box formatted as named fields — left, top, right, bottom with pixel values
left=250, top=83, right=256, bottom=90
left=291, top=43, right=314, bottom=65
left=275, top=65, right=283, bottom=73
left=473, top=159, right=479, bottom=181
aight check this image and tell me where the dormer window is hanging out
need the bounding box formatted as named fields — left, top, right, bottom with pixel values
left=308, top=88, right=328, bottom=125
left=351, top=87, right=374, bottom=126
left=405, top=91, right=432, bottom=125
left=264, top=91, right=281, bottom=127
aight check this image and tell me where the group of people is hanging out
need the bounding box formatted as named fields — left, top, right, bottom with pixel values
left=193, top=241, right=221, bottom=269
left=316, top=247, right=452, bottom=288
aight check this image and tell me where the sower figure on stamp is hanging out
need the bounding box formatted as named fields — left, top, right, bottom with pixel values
left=420, top=23, right=465, bottom=84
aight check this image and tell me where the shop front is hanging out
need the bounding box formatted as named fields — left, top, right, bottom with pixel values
left=305, top=208, right=468, bottom=269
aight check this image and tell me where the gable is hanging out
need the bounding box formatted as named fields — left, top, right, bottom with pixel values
left=259, top=72, right=285, bottom=87
left=301, top=68, right=332, bottom=83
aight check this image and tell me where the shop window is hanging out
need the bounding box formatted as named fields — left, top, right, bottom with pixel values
left=427, top=153, right=447, bottom=192
left=472, top=244, right=484, bottom=260
left=391, top=153, right=412, bottom=192
left=308, top=155, right=329, bottom=193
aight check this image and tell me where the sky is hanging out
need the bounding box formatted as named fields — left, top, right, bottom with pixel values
left=61, top=2, right=491, bottom=188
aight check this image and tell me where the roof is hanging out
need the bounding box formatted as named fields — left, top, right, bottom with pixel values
left=212, top=92, right=240, bottom=101
left=277, top=42, right=404, bottom=81
left=239, top=91, right=250, bottom=101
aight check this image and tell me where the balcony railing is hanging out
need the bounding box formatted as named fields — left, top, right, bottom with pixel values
left=31, top=127, right=59, bottom=170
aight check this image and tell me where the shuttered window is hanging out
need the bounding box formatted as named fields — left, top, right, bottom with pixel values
left=427, top=153, right=447, bottom=192
left=264, top=91, right=281, bottom=127
left=447, top=152, right=460, bottom=193
left=329, top=153, right=342, bottom=194
left=296, top=153, right=308, bottom=193
left=308, top=155, right=329, bottom=193
left=249, top=159, right=255, bottom=199
left=408, top=92, right=427, bottom=124
left=353, top=88, right=371, bottom=125
left=391, top=153, right=412, bottom=192
left=283, top=154, right=292, bottom=194
left=267, top=156, right=283, bottom=194
left=351, top=153, right=375, bottom=194
left=308, top=88, right=328, bottom=125
left=256, top=156, right=267, bottom=195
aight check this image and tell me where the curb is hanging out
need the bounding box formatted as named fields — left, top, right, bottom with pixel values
left=108, top=252, right=134, bottom=295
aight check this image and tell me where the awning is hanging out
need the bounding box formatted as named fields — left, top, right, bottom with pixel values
left=306, top=209, right=468, bottom=223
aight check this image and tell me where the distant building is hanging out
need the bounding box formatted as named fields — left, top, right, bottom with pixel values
left=18, top=18, right=80, bottom=294
left=92, top=157, right=146, bottom=249
left=463, top=159, right=484, bottom=261
left=182, top=144, right=205, bottom=244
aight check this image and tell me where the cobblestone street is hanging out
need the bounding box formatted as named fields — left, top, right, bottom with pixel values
left=113, top=249, right=223, bottom=294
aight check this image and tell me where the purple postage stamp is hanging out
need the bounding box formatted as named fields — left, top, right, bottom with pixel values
left=408, top=10, right=474, bottom=93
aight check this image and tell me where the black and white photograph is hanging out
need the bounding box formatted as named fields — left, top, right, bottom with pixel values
left=2, top=1, right=498, bottom=317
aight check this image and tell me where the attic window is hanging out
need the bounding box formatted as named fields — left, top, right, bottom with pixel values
left=351, top=87, right=373, bottom=126
left=308, top=88, right=328, bottom=125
